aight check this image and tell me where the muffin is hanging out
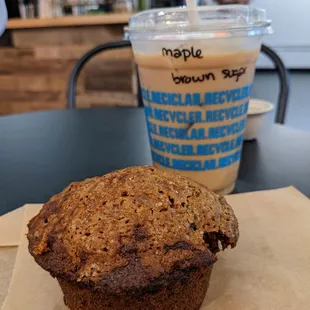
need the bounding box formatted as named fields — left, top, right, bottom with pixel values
left=27, top=166, right=239, bottom=310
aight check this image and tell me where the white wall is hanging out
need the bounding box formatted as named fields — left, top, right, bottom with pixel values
left=254, top=0, right=310, bottom=68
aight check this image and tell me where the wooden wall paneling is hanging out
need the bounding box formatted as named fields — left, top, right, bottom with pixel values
left=0, top=47, right=35, bottom=59
left=0, top=91, right=65, bottom=102
left=0, top=91, right=66, bottom=115
left=84, top=59, right=133, bottom=92
left=0, top=74, right=84, bottom=92
left=0, top=59, right=77, bottom=74
left=34, top=46, right=132, bottom=61
left=34, top=45, right=94, bottom=60
left=1, top=100, right=65, bottom=114
left=77, top=91, right=136, bottom=108
left=11, top=25, right=125, bottom=48
left=0, top=24, right=135, bottom=115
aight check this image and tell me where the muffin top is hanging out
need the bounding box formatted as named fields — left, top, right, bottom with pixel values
left=28, top=166, right=238, bottom=294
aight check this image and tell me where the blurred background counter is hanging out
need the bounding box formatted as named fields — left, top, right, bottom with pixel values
left=1, top=0, right=309, bottom=116
left=0, top=0, right=192, bottom=115
left=0, top=12, right=136, bottom=115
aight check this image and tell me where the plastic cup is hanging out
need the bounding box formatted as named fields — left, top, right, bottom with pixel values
left=125, top=5, right=272, bottom=195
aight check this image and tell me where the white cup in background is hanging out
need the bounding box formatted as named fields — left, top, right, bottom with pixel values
left=244, top=99, right=274, bottom=141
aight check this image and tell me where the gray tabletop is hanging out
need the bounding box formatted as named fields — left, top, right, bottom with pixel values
left=1, top=108, right=309, bottom=216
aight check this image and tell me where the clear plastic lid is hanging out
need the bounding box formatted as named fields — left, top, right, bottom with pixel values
left=125, top=5, right=272, bottom=41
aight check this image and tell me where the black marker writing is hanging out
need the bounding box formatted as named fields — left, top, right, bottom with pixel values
left=172, top=72, right=215, bottom=85
left=222, top=67, right=247, bottom=82
left=162, top=47, right=203, bottom=62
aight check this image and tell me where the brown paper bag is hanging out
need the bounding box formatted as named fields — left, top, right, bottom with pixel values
left=0, top=206, right=26, bottom=307
left=0, top=207, right=25, bottom=247
left=2, top=205, right=65, bottom=310
left=0, top=248, right=17, bottom=308
left=2, top=187, right=310, bottom=310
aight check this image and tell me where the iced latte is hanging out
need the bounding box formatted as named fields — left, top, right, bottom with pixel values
left=126, top=5, right=272, bottom=194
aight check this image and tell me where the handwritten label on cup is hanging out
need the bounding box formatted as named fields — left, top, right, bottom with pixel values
left=162, top=47, right=203, bottom=62
left=162, top=47, right=247, bottom=84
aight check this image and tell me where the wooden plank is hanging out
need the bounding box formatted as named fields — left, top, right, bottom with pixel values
left=77, top=91, right=137, bottom=108
left=12, top=25, right=125, bottom=48
left=85, top=59, right=133, bottom=76
left=0, top=48, right=34, bottom=59
left=85, top=74, right=132, bottom=92
left=0, top=59, right=77, bottom=75
left=0, top=91, right=65, bottom=102
left=0, top=91, right=66, bottom=115
left=34, top=46, right=132, bottom=61
left=0, top=41, right=135, bottom=115
left=0, top=75, right=84, bottom=92
left=7, top=14, right=130, bottom=29
left=34, top=45, right=92, bottom=60
left=0, top=91, right=136, bottom=115
left=0, top=101, right=65, bottom=115
left=0, top=102, right=13, bottom=115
